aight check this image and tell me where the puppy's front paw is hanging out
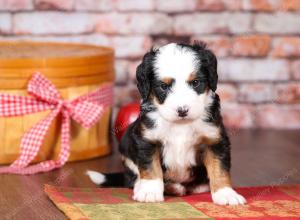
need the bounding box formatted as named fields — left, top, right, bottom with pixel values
left=212, top=187, right=246, bottom=205
left=133, top=179, right=164, bottom=202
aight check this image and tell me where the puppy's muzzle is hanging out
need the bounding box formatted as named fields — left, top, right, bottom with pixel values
left=177, top=106, right=189, bottom=118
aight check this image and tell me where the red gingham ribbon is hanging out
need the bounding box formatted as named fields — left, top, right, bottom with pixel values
left=0, top=73, right=113, bottom=174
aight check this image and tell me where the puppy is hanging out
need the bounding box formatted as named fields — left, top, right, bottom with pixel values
left=87, top=42, right=246, bottom=205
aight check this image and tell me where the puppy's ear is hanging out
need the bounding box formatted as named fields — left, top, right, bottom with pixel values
left=202, top=49, right=218, bottom=92
left=192, top=42, right=218, bottom=92
left=136, top=49, right=156, bottom=101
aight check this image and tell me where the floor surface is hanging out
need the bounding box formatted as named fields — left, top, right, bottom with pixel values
left=0, top=129, right=299, bottom=219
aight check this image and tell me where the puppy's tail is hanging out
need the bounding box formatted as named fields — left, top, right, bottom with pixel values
left=86, top=170, right=126, bottom=187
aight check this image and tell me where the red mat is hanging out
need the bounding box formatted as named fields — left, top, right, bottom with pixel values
left=45, top=184, right=300, bottom=219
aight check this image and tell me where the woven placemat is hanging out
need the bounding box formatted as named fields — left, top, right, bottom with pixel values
left=45, top=184, right=300, bottom=220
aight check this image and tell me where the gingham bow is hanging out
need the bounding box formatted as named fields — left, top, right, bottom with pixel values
left=0, top=73, right=113, bottom=174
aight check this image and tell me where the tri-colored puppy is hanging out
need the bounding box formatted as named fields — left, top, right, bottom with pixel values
left=87, top=42, right=246, bottom=205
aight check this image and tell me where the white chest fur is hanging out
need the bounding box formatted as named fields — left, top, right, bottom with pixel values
left=144, top=112, right=220, bottom=181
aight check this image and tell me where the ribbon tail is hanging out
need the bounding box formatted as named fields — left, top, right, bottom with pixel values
left=56, top=110, right=71, bottom=166
left=0, top=107, right=61, bottom=174
left=0, top=81, right=113, bottom=175
left=0, top=161, right=58, bottom=175
left=0, top=110, right=71, bottom=175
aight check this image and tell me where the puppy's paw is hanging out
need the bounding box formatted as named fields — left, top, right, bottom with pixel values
left=212, top=187, right=246, bottom=205
left=133, top=179, right=164, bottom=202
left=190, top=184, right=210, bottom=194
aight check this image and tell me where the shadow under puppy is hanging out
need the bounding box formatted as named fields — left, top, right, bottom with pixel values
left=87, top=42, right=246, bottom=205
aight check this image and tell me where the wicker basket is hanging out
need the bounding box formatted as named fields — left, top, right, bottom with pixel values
left=0, top=41, right=115, bottom=164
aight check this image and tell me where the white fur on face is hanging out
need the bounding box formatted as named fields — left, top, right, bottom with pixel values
left=154, top=43, right=210, bottom=122
left=155, top=89, right=211, bottom=122
left=155, top=43, right=197, bottom=81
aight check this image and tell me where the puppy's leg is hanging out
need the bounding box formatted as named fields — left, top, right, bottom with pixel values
left=188, top=183, right=210, bottom=194
left=165, top=182, right=186, bottom=196
left=204, top=148, right=246, bottom=205
left=133, top=150, right=164, bottom=203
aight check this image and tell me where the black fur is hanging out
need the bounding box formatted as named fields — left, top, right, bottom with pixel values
left=119, top=119, right=157, bottom=170
left=204, top=93, right=231, bottom=171
left=95, top=42, right=232, bottom=194
left=179, top=42, right=218, bottom=92
left=152, top=78, right=175, bottom=104
left=136, top=48, right=157, bottom=101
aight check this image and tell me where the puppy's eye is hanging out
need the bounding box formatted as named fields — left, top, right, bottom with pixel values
left=160, top=82, right=169, bottom=91
left=191, top=79, right=200, bottom=88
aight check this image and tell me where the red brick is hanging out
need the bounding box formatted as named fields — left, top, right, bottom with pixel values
left=61, top=34, right=110, bottom=45
left=0, top=0, right=32, bottom=11
left=0, top=33, right=111, bottom=47
left=217, top=84, right=237, bottom=102
left=254, top=13, right=300, bottom=34
left=222, top=103, right=255, bottom=128
left=152, top=37, right=172, bottom=48
left=256, top=105, right=300, bottom=129
left=241, top=0, right=300, bottom=11
left=111, top=36, right=152, bottom=58
left=156, top=0, right=197, bottom=12
left=272, top=37, right=300, bottom=58
left=232, top=35, right=270, bottom=57
left=128, top=60, right=140, bottom=82
left=116, top=0, right=154, bottom=11
left=291, top=61, right=300, bottom=80
left=191, top=35, right=231, bottom=57
left=0, top=13, right=11, bottom=34
left=238, top=83, right=274, bottom=103
left=114, top=85, right=140, bottom=107
left=115, top=60, right=129, bottom=85
left=94, top=13, right=172, bottom=35
left=35, top=0, right=74, bottom=10
left=223, top=0, right=243, bottom=10
left=241, top=0, right=300, bottom=12
left=151, top=35, right=191, bottom=48
left=218, top=59, right=289, bottom=82
left=196, top=0, right=243, bottom=11
left=129, top=87, right=141, bottom=102
left=13, top=12, right=95, bottom=35
left=274, top=83, right=300, bottom=104
left=242, top=0, right=278, bottom=11
left=174, top=13, right=252, bottom=35
left=279, top=0, right=300, bottom=11
left=75, top=0, right=114, bottom=11
left=0, top=34, right=150, bottom=59
left=196, top=0, right=225, bottom=11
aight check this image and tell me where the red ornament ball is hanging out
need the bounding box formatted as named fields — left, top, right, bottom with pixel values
left=114, top=103, right=140, bottom=142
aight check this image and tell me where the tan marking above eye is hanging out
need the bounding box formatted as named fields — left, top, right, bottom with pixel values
left=161, top=77, right=173, bottom=85
left=187, top=72, right=197, bottom=82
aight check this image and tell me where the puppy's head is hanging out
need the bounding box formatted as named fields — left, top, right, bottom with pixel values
left=136, top=42, right=218, bottom=122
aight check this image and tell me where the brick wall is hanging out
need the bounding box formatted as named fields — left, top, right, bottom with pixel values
left=0, top=0, right=299, bottom=129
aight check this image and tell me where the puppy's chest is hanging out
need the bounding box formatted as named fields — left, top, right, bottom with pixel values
left=144, top=118, right=219, bottom=183
left=161, top=125, right=199, bottom=166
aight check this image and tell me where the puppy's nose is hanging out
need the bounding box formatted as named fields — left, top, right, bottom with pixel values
left=177, top=106, right=189, bottom=118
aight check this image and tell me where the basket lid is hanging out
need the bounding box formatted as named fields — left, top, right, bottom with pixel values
left=0, top=41, right=114, bottom=68
left=0, top=41, right=115, bottom=88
